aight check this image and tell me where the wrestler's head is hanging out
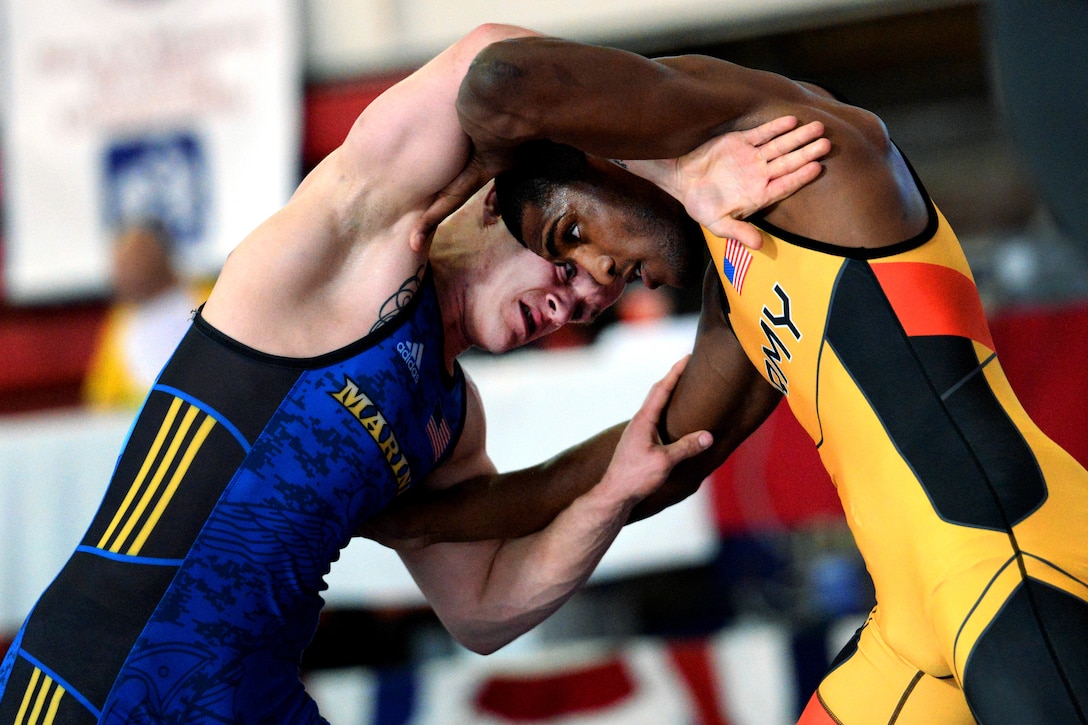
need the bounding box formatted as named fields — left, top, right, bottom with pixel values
left=494, top=141, right=706, bottom=291
left=431, top=182, right=624, bottom=355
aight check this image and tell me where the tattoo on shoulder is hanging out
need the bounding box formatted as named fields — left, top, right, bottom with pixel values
left=371, top=266, right=425, bottom=333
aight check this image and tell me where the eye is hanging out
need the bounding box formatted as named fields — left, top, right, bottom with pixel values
left=567, top=224, right=581, bottom=242
left=632, top=262, right=644, bottom=281
left=556, top=260, right=577, bottom=282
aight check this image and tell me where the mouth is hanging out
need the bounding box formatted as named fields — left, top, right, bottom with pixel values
left=636, top=264, right=659, bottom=290
left=519, top=301, right=538, bottom=339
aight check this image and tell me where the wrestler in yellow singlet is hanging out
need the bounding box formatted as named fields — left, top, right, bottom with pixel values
left=706, top=187, right=1088, bottom=723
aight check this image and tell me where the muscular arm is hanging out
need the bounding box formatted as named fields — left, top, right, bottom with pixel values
left=365, top=270, right=778, bottom=545
left=632, top=267, right=782, bottom=520
left=201, top=23, right=541, bottom=355
left=393, top=359, right=711, bottom=654
left=458, top=36, right=929, bottom=248
left=458, top=39, right=778, bottom=160
left=366, top=428, right=622, bottom=548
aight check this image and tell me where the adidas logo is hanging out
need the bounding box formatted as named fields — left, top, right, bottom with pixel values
left=397, top=341, right=424, bottom=383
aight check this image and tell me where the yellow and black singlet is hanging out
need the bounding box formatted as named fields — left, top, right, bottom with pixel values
left=706, top=186, right=1088, bottom=721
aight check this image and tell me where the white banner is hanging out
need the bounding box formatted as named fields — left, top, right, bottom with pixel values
left=1, top=0, right=302, bottom=301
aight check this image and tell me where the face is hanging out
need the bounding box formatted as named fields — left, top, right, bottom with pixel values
left=457, top=218, right=625, bottom=355
left=111, top=225, right=175, bottom=303
left=514, top=159, right=705, bottom=291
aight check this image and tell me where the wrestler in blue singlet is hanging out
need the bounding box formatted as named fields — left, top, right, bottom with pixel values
left=0, top=269, right=465, bottom=723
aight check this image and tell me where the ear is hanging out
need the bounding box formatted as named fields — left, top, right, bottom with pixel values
left=482, top=182, right=501, bottom=226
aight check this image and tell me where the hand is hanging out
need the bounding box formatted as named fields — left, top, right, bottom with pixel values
left=410, top=144, right=513, bottom=252
left=600, top=355, right=713, bottom=502
left=675, top=116, right=830, bottom=249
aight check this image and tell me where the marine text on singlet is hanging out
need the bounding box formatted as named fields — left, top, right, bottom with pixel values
left=331, top=376, right=412, bottom=492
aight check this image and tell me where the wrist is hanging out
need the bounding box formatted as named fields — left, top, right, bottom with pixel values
left=611, top=158, right=682, bottom=202
left=583, top=468, right=646, bottom=518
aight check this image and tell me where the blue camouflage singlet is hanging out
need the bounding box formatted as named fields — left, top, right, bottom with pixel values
left=0, top=269, right=466, bottom=723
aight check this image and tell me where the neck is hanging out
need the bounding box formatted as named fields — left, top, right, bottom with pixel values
left=430, top=226, right=472, bottom=367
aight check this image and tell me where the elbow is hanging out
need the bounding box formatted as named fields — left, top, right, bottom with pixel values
left=457, top=39, right=542, bottom=143
left=445, top=618, right=519, bottom=656
left=456, top=635, right=505, bottom=657
left=464, top=22, right=535, bottom=48
left=440, top=600, right=550, bottom=655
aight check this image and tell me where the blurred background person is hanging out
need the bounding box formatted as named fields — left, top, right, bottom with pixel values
left=82, top=220, right=206, bottom=409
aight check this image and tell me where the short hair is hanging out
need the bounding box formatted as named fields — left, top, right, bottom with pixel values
left=494, top=140, right=590, bottom=244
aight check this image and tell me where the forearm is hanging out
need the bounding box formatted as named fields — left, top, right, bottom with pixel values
left=457, top=37, right=756, bottom=160
left=364, top=424, right=625, bottom=547
left=397, top=360, right=717, bottom=653
left=403, top=461, right=642, bottom=654
left=608, top=158, right=682, bottom=200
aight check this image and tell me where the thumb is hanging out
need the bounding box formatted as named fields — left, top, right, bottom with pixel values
left=662, top=429, right=714, bottom=464
left=706, top=218, right=764, bottom=251
left=411, top=189, right=466, bottom=253
left=410, top=163, right=489, bottom=253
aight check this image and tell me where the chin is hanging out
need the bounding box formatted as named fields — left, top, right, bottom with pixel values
left=480, top=330, right=521, bottom=355
left=674, top=261, right=704, bottom=288
left=674, top=233, right=711, bottom=288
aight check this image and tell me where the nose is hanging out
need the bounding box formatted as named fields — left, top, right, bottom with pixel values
left=571, top=247, right=618, bottom=287
left=543, top=290, right=574, bottom=327
left=568, top=271, right=624, bottom=323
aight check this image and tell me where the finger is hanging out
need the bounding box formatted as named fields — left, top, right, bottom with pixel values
left=758, top=120, right=827, bottom=161
left=765, top=135, right=831, bottom=179
left=766, top=138, right=831, bottom=179
left=661, top=428, right=714, bottom=464
left=706, top=218, right=764, bottom=250
left=410, top=190, right=468, bottom=253
left=741, top=115, right=800, bottom=147
left=411, top=158, right=492, bottom=252
left=764, top=159, right=825, bottom=202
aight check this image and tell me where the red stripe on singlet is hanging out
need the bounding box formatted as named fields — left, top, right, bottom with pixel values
left=871, top=261, right=994, bottom=350
left=797, top=692, right=840, bottom=725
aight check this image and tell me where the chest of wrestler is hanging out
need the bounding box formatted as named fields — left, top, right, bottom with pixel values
left=0, top=279, right=468, bottom=722
left=176, top=276, right=466, bottom=592
left=704, top=217, right=1001, bottom=531
left=79, top=277, right=465, bottom=636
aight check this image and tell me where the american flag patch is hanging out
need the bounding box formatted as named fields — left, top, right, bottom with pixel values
left=426, top=404, right=452, bottom=461
left=722, top=238, right=753, bottom=294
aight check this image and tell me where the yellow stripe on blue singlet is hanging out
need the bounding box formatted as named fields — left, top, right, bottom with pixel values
left=14, top=668, right=65, bottom=725
left=97, top=397, right=183, bottom=548
left=96, top=397, right=215, bottom=554
left=128, top=414, right=216, bottom=554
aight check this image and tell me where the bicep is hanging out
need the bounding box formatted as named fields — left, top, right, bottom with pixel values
left=339, top=24, right=541, bottom=213
left=666, top=268, right=781, bottom=458
left=459, top=41, right=765, bottom=160
left=626, top=265, right=779, bottom=520
left=630, top=268, right=779, bottom=521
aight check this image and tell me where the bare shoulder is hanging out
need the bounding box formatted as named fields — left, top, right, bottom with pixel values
left=339, top=24, right=539, bottom=212
left=760, top=84, right=930, bottom=247
left=203, top=26, right=538, bottom=354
